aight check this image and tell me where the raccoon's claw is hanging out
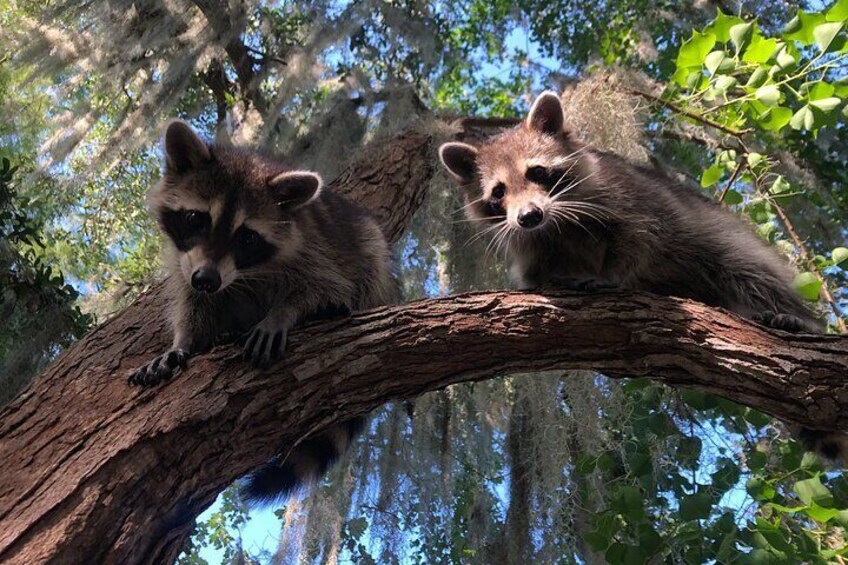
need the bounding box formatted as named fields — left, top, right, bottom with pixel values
left=548, top=276, right=618, bottom=292
left=128, top=348, right=189, bottom=387
left=243, top=326, right=288, bottom=368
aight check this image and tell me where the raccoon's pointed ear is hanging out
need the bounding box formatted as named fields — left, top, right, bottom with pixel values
left=526, top=91, right=564, bottom=135
left=268, top=171, right=323, bottom=209
left=439, top=142, right=478, bottom=185
left=163, top=120, right=211, bottom=174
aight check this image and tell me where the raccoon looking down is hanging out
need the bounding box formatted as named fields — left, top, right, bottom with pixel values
left=438, top=91, right=846, bottom=463
left=129, top=120, right=398, bottom=503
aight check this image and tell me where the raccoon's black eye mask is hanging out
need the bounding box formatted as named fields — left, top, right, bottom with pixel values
left=482, top=183, right=507, bottom=220
left=161, top=208, right=211, bottom=251
left=232, top=225, right=276, bottom=270
left=525, top=166, right=575, bottom=193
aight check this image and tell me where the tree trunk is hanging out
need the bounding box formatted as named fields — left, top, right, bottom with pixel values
left=1, top=126, right=847, bottom=564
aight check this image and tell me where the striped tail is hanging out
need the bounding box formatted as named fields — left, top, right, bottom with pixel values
left=241, top=417, right=366, bottom=505
left=799, top=428, right=848, bottom=466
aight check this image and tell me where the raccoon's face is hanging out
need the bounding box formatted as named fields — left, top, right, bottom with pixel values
left=150, top=121, right=322, bottom=293
left=439, top=91, right=600, bottom=237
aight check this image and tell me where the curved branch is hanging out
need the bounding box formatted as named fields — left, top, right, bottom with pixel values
left=1, top=290, right=846, bottom=564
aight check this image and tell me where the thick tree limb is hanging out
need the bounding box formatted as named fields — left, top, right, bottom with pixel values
left=1, top=121, right=847, bottom=564
left=0, top=290, right=846, bottom=564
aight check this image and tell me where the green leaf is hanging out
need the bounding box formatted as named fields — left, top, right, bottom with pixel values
left=680, top=389, right=720, bottom=410
left=755, top=85, right=781, bottom=106
left=777, top=49, right=798, bottom=71
left=758, top=106, right=792, bottom=132
left=746, top=152, right=763, bottom=167
left=730, top=22, right=754, bottom=54
left=793, top=272, right=822, bottom=301
left=789, top=105, right=816, bottom=130
left=346, top=517, right=368, bottom=539
left=714, top=75, right=737, bottom=94
left=636, top=523, right=662, bottom=554
left=769, top=175, right=791, bottom=194
left=813, top=21, right=844, bottom=52
left=801, top=451, right=822, bottom=470
left=613, top=485, right=645, bottom=520
left=794, top=476, right=833, bottom=507
left=724, top=189, right=743, bottom=205
left=705, top=50, right=734, bottom=74
left=705, top=11, right=745, bottom=43
left=808, top=81, right=836, bottom=100
left=743, top=35, right=778, bottom=63
left=836, top=510, right=848, bottom=527
left=677, top=30, right=718, bottom=69
left=832, top=247, right=848, bottom=265
left=784, top=11, right=826, bottom=45
left=701, top=164, right=724, bottom=187
left=711, top=458, right=741, bottom=492
left=680, top=492, right=713, bottom=520
left=743, top=408, right=771, bottom=427
left=746, top=67, right=769, bottom=87
left=809, top=96, right=842, bottom=112
left=805, top=503, right=839, bottom=522
left=747, top=477, right=776, bottom=501
left=748, top=451, right=768, bottom=471
left=827, top=0, right=848, bottom=22
left=768, top=502, right=805, bottom=514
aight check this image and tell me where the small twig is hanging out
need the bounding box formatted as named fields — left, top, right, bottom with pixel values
left=718, top=160, right=747, bottom=204
left=245, top=45, right=288, bottom=66
left=630, top=89, right=753, bottom=138
left=772, top=202, right=847, bottom=333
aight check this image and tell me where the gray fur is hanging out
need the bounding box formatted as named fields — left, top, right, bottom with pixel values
left=129, top=121, right=398, bottom=501
left=440, top=91, right=842, bottom=461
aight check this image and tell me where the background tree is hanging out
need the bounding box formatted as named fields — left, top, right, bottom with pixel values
left=1, top=0, right=847, bottom=562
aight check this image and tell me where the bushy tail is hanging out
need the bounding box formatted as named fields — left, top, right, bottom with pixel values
left=799, top=428, right=848, bottom=465
left=242, top=417, right=366, bottom=505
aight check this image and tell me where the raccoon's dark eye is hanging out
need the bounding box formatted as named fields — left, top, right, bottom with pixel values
left=233, top=226, right=276, bottom=270
left=490, top=183, right=506, bottom=200
left=526, top=166, right=551, bottom=185
left=183, top=210, right=206, bottom=231
left=238, top=228, right=260, bottom=247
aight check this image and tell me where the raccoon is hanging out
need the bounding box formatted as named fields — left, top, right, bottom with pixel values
left=129, top=120, right=398, bottom=503
left=438, top=91, right=843, bottom=462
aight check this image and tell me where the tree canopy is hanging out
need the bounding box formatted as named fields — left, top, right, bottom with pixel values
left=1, top=0, right=847, bottom=563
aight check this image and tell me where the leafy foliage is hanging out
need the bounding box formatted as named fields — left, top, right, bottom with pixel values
left=0, top=0, right=846, bottom=563
left=0, top=156, right=91, bottom=406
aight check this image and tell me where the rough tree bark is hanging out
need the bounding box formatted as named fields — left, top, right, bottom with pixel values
left=1, top=126, right=846, bottom=565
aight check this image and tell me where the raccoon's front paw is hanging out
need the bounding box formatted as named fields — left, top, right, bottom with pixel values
left=753, top=310, right=816, bottom=333
left=243, top=324, right=288, bottom=368
left=548, top=276, right=618, bottom=292
left=128, top=348, right=189, bottom=387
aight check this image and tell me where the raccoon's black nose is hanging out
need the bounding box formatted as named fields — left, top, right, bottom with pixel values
left=517, top=206, right=544, bottom=229
left=191, top=268, right=221, bottom=293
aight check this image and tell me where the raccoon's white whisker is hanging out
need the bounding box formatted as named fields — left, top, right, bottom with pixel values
left=485, top=223, right=512, bottom=261
left=551, top=170, right=600, bottom=199
left=552, top=203, right=608, bottom=230
left=555, top=201, right=613, bottom=226
left=452, top=195, right=488, bottom=215
left=493, top=225, right=515, bottom=261
left=545, top=146, right=591, bottom=169
left=484, top=223, right=508, bottom=258
left=548, top=207, right=599, bottom=241
left=548, top=151, right=590, bottom=196
left=465, top=221, right=506, bottom=247
left=453, top=216, right=506, bottom=224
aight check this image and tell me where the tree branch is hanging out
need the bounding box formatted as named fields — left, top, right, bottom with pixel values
left=1, top=119, right=846, bottom=565
left=0, top=290, right=846, bottom=564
